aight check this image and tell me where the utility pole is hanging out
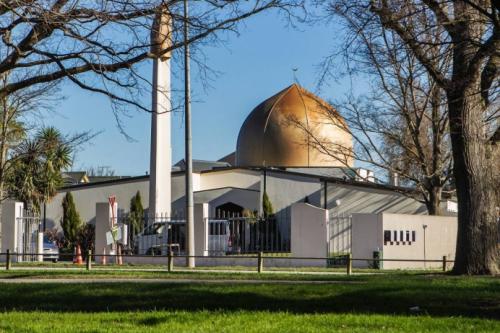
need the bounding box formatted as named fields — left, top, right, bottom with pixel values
left=184, top=0, right=195, bottom=268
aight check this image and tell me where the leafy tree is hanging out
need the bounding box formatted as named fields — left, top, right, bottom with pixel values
left=7, top=127, right=84, bottom=212
left=61, top=192, right=83, bottom=247
left=129, top=191, right=144, bottom=237
left=262, top=191, right=274, bottom=218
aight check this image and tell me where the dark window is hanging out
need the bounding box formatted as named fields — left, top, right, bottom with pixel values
left=400, top=231, right=404, bottom=242
left=393, top=230, right=398, bottom=241
left=412, top=231, right=416, bottom=242
left=384, top=230, right=391, bottom=242
left=406, top=231, right=410, bottom=241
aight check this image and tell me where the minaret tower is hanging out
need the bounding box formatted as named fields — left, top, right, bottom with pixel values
left=149, top=7, right=172, bottom=217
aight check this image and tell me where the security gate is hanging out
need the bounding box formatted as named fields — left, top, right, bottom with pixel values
left=15, top=210, right=42, bottom=262
left=328, top=212, right=352, bottom=256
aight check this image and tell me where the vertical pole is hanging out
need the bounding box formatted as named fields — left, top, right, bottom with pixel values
left=168, top=248, right=174, bottom=272
left=6, top=249, right=11, bottom=270
left=423, top=225, right=427, bottom=269
left=86, top=250, right=92, bottom=271
left=346, top=253, right=352, bottom=275
left=257, top=251, right=263, bottom=273
left=43, top=202, right=47, bottom=232
left=323, top=180, right=327, bottom=209
left=184, top=0, right=195, bottom=268
left=442, top=255, right=447, bottom=272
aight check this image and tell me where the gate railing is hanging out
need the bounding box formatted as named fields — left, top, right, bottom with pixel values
left=328, top=212, right=352, bottom=256
left=207, top=216, right=290, bottom=255
left=118, top=214, right=186, bottom=256
left=15, top=210, right=42, bottom=262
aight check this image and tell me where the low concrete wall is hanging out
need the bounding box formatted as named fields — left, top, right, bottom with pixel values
left=120, top=256, right=327, bottom=268
left=291, top=203, right=329, bottom=266
left=382, top=213, right=457, bottom=269
left=352, top=213, right=457, bottom=269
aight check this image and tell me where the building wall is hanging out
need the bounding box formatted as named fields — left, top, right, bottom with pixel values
left=199, top=169, right=260, bottom=192
left=381, top=213, right=457, bottom=269
left=351, top=214, right=383, bottom=268
left=326, top=183, right=427, bottom=215
left=45, top=173, right=187, bottom=229
left=351, top=213, right=457, bottom=269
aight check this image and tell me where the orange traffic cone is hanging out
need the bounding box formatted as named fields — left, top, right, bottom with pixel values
left=73, top=245, right=83, bottom=265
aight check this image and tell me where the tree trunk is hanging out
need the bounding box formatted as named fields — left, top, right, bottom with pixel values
left=448, top=85, right=498, bottom=275
left=426, top=186, right=442, bottom=216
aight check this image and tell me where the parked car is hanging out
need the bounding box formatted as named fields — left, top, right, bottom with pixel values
left=134, top=221, right=185, bottom=255
left=43, top=235, right=59, bottom=263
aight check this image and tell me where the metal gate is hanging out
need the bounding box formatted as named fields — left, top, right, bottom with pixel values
left=207, top=216, right=290, bottom=255
left=119, top=214, right=186, bottom=255
left=328, top=212, right=352, bottom=256
left=15, top=210, right=42, bottom=262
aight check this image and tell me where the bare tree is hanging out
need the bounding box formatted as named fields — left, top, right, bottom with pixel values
left=322, top=0, right=499, bottom=275
left=308, top=14, right=454, bottom=215
left=0, top=1, right=303, bottom=114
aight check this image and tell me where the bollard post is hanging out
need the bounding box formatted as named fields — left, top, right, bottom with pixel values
left=167, top=248, right=174, bottom=272
left=257, top=251, right=263, bottom=273
left=6, top=249, right=11, bottom=270
left=346, top=253, right=352, bottom=275
left=86, top=250, right=92, bottom=271
left=442, top=255, right=447, bottom=272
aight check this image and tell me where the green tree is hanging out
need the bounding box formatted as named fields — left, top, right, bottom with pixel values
left=8, top=127, right=73, bottom=212
left=61, top=192, right=83, bottom=247
left=262, top=191, right=274, bottom=218
left=129, top=191, right=144, bottom=237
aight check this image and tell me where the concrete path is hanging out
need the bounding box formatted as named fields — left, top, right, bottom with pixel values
left=0, top=278, right=359, bottom=284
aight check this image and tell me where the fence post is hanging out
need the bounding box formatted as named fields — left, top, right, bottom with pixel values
left=257, top=251, right=263, bottom=273
left=6, top=249, right=11, bottom=270
left=442, top=255, right=447, bottom=272
left=346, top=253, right=352, bottom=275
left=86, top=250, right=92, bottom=271
left=168, top=248, right=174, bottom=272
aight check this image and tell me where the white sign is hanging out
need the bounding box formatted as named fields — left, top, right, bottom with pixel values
left=105, top=231, right=114, bottom=245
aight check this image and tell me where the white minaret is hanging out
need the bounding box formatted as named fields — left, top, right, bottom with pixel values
left=149, top=8, right=172, bottom=217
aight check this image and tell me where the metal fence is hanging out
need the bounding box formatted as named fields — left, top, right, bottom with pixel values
left=117, top=212, right=290, bottom=257
left=207, top=216, right=290, bottom=255
left=328, top=212, right=352, bottom=256
left=0, top=251, right=455, bottom=274
left=118, top=214, right=186, bottom=256
left=15, top=210, right=42, bottom=262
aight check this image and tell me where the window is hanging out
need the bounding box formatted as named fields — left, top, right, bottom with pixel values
left=400, top=231, right=404, bottom=242
left=406, top=231, right=410, bottom=242
left=412, top=231, right=416, bottom=242
left=384, top=230, right=391, bottom=243
left=393, top=230, right=398, bottom=242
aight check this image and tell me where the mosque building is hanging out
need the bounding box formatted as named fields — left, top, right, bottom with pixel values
left=46, top=83, right=430, bottom=237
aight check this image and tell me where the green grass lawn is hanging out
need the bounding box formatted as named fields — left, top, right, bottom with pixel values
left=0, top=272, right=498, bottom=332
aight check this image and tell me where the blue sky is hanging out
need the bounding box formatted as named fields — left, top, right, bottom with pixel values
left=46, top=9, right=357, bottom=176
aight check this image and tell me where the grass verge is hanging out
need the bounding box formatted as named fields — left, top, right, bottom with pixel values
left=0, top=272, right=497, bottom=332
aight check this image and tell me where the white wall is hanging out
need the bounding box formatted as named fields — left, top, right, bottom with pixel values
left=291, top=203, right=328, bottom=259
left=351, top=213, right=457, bottom=269
left=381, top=213, right=457, bottom=269
left=199, top=169, right=260, bottom=191
left=351, top=214, right=382, bottom=268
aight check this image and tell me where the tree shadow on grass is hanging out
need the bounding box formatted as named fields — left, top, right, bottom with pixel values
left=0, top=280, right=498, bottom=319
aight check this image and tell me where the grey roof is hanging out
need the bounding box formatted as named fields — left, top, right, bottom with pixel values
left=174, top=159, right=231, bottom=173
left=284, top=167, right=356, bottom=179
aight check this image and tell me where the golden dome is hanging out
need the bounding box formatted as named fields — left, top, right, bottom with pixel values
left=236, top=84, right=353, bottom=168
